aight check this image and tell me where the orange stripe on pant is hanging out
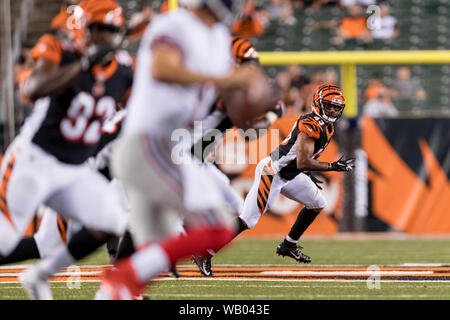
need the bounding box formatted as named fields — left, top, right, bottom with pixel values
left=257, top=164, right=274, bottom=215
left=0, top=153, right=16, bottom=228
left=56, top=214, right=68, bottom=244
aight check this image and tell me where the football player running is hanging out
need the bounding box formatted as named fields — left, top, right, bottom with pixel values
left=95, top=0, right=270, bottom=300
left=0, top=0, right=133, bottom=299
left=273, top=85, right=354, bottom=262
left=215, top=84, right=354, bottom=265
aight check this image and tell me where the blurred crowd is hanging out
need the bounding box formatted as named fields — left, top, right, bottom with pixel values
left=275, top=65, right=339, bottom=116
left=362, top=67, right=426, bottom=117
left=228, top=0, right=426, bottom=118
left=272, top=63, right=426, bottom=118
left=13, top=0, right=425, bottom=121
left=231, top=0, right=399, bottom=45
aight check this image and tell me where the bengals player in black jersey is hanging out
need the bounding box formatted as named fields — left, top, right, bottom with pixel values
left=0, top=3, right=81, bottom=267
left=230, top=84, right=355, bottom=264
left=0, top=0, right=127, bottom=267
left=0, top=0, right=134, bottom=300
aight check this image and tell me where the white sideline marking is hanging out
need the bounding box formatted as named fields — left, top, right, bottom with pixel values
left=400, top=263, right=450, bottom=267
left=260, top=271, right=434, bottom=275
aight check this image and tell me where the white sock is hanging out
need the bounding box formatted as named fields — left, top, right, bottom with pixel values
left=130, top=244, right=170, bottom=283
left=285, top=235, right=298, bottom=244
left=36, top=246, right=75, bottom=279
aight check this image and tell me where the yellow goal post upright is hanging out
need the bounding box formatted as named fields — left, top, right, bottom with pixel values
left=168, top=0, right=178, bottom=10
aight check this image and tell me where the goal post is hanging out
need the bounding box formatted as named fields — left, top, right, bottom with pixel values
left=258, top=50, right=450, bottom=117
left=168, top=0, right=178, bottom=10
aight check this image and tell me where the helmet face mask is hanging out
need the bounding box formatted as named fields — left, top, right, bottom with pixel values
left=321, top=100, right=345, bottom=123
left=87, top=22, right=123, bottom=47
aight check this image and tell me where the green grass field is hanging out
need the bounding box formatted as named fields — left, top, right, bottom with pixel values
left=1, top=237, right=450, bottom=300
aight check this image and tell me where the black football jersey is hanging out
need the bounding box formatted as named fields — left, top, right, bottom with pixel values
left=30, top=48, right=134, bottom=164
left=270, top=112, right=334, bottom=180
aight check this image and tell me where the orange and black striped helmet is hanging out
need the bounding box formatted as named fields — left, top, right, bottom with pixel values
left=231, top=35, right=259, bottom=65
left=311, top=83, right=345, bottom=123
left=78, top=0, right=125, bottom=28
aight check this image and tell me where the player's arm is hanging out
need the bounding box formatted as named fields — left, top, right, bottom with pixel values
left=296, top=132, right=330, bottom=172
left=296, top=132, right=355, bottom=172
left=24, top=41, right=114, bottom=101
left=23, top=58, right=84, bottom=101
left=151, top=45, right=260, bottom=89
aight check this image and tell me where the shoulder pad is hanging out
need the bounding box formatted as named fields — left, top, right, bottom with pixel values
left=298, top=115, right=322, bottom=139
left=31, top=34, right=62, bottom=65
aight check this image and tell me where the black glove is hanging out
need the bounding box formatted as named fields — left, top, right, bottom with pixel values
left=80, top=44, right=116, bottom=71
left=307, top=173, right=324, bottom=190
left=328, top=156, right=355, bottom=172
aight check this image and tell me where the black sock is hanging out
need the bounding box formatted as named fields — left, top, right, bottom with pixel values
left=235, top=217, right=248, bottom=236
left=285, top=208, right=320, bottom=244
left=198, top=218, right=247, bottom=260
left=106, top=236, right=120, bottom=259
left=0, top=237, right=40, bottom=265
left=114, top=229, right=135, bottom=261
left=67, top=228, right=107, bottom=261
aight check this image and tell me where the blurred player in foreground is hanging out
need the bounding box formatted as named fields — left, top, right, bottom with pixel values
left=0, top=0, right=133, bottom=299
left=95, top=0, right=272, bottom=299
left=0, top=0, right=154, bottom=269
left=0, top=4, right=82, bottom=266
left=106, top=35, right=281, bottom=279
left=191, top=35, right=284, bottom=276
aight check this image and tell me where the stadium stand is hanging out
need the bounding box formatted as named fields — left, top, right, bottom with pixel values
left=248, top=0, right=450, bottom=115
left=3, top=0, right=450, bottom=129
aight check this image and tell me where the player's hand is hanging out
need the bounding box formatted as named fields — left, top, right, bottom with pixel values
left=81, top=44, right=116, bottom=71
left=328, top=156, right=355, bottom=172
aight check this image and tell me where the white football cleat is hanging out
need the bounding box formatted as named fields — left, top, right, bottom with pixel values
left=19, top=267, right=53, bottom=300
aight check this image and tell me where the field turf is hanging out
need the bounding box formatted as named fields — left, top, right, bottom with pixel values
left=1, top=237, right=450, bottom=300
